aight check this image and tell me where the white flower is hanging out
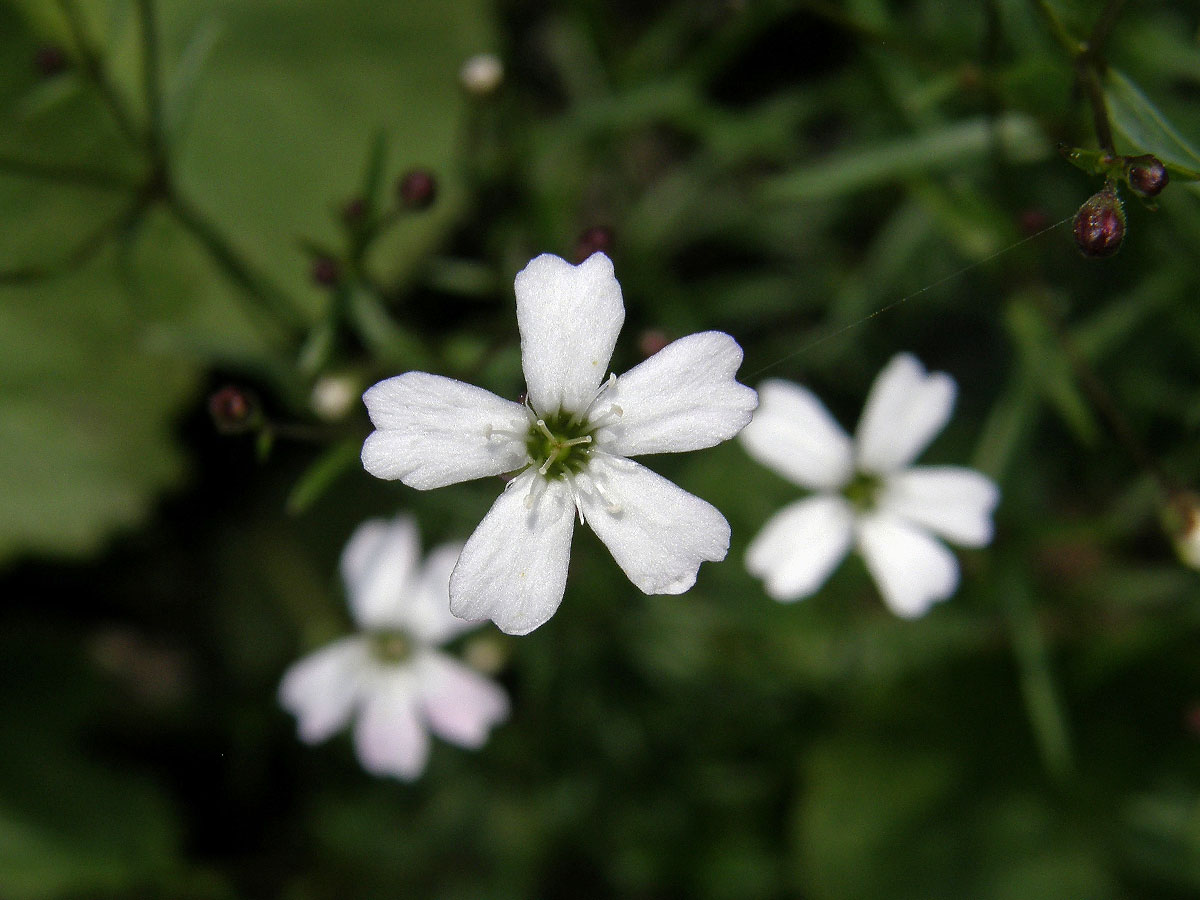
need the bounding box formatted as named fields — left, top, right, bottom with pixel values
left=279, top=515, right=508, bottom=780
left=740, top=353, right=1000, bottom=617
left=361, top=252, right=758, bottom=635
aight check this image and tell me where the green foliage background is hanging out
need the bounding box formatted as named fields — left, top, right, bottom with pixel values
left=2, top=0, right=1200, bottom=897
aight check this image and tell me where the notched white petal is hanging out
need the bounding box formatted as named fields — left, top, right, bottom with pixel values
left=857, top=514, right=959, bottom=618
left=855, top=353, right=956, bottom=474
left=516, top=253, right=624, bottom=416
left=416, top=650, right=509, bottom=748
left=278, top=637, right=369, bottom=744
left=449, top=470, right=576, bottom=635
left=596, top=331, right=758, bottom=457
left=745, top=494, right=854, bottom=601
left=880, top=466, right=1000, bottom=548
left=361, top=372, right=529, bottom=490
left=577, top=455, right=729, bottom=595
left=739, top=379, right=854, bottom=491
left=340, top=515, right=421, bottom=631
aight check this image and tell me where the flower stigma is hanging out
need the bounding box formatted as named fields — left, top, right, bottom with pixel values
left=526, top=410, right=595, bottom=479
left=369, top=630, right=413, bottom=664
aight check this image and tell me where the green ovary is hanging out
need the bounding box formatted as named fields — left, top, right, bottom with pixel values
left=526, top=410, right=595, bottom=479
left=844, top=471, right=883, bottom=512
left=369, top=631, right=412, bottom=664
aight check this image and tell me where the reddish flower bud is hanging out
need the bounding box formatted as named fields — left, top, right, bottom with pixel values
left=574, top=226, right=614, bottom=263
left=1072, top=186, right=1125, bottom=258
left=341, top=196, right=367, bottom=225
left=397, top=169, right=437, bottom=210
left=34, top=45, right=68, bottom=77
left=1124, top=154, right=1168, bottom=198
left=638, top=328, right=670, bottom=358
left=208, top=386, right=258, bottom=434
left=310, top=255, right=341, bottom=287
left=1018, top=208, right=1051, bottom=236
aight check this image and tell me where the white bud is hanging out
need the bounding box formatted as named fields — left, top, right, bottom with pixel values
left=459, top=53, right=503, bottom=96
left=311, top=374, right=357, bottom=421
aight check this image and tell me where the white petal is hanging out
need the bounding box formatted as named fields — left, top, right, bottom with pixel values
left=404, top=540, right=477, bottom=646
left=339, top=515, right=420, bottom=631
left=352, top=669, right=429, bottom=780
left=576, top=455, right=729, bottom=595
left=449, top=470, right=576, bottom=635
left=595, top=331, right=758, bottom=457
left=362, top=372, right=529, bottom=490
left=855, top=353, right=956, bottom=474
left=415, top=650, right=509, bottom=748
left=516, top=252, right=624, bottom=416
left=880, top=466, right=1000, bottom=548
left=278, top=637, right=369, bottom=744
left=745, top=495, right=855, bottom=601
left=738, top=379, right=854, bottom=491
left=856, top=514, right=959, bottom=618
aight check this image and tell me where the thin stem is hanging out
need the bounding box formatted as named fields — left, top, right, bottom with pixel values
left=1030, top=0, right=1083, bottom=56
left=166, top=190, right=307, bottom=337
left=1086, top=0, right=1128, bottom=59
left=1033, top=292, right=1181, bottom=499
left=0, top=198, right=147, bottom=284
left=135, top=0, right=166, bottom=161
left=0, top=155, right=134, bottom=191
left=56, top=0, right=142, bottom=147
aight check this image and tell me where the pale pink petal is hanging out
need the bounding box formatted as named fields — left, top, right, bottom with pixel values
left=404, top=541, right=477, bottom=646
left=855, top=354, right=956, bottom=474
left=415, top=650, right=509, bottom=748
left=745, top=495, right=855, bottom=601
left=362, top=372, right=529, bottom=489
left=856, top=514, right=959, bottom=617
left=596, top=332, right=758, bottom=456
left=516, top=253, right=624, bottom=416
left=449, top=470, right=576, bottom=635
left=880, top=466, right=1000, bottom=548
left=340, top=515, right=421, bottom=631
left=575, top=454, right=729, bottom=595
left=352, top=669, right=429, bottom=780
left=278, top=637, right=369, bottom=744
left=739, top=379, right=854, bottom=491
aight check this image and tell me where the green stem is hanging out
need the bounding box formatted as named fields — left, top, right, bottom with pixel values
left=166, top=190, right=307, bottom=337
left=135, top=0, right=166, bottom=161
left=1029, top=0, right=1083, bottom=56
left=0, top=197, right=147, bottom=284
left=56, top=0, right=143, bottom=147
left=0, top=155, right=134, bottom=190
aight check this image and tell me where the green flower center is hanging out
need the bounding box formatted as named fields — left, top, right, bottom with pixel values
left=526, top=410, right=595, bottom=479
left=369, top=630, right=412, bottom=664
left=843, top=471, right=883, bottom=512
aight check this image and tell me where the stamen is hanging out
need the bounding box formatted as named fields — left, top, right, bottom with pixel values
left=525, top=472, right=548, bottom=509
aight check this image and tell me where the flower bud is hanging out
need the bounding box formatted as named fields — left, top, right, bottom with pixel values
left=397, top=169, right=437, bottom=210
left=208, top=386, right=259, bottom=434
left=341, top=196, right=367, bottom=226
left=638, top=328, right=670, bottom=358
left=310, top=374, right=358, bottom=421
left=1072, top=185, right=1125, bottom=258
left=34, top=45, right=68, bottom=77
left=1124, top=154, right=1168, bottom=198
left=459, top=53, right=503, bottom=97
left=574, top=225, right=614, bottom=263
left=310, top=255, right=341, bottom=287
left=1165, top=492, right=1200, bottom=570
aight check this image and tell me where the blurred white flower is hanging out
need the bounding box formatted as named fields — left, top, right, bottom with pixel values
left=459, top=53, right=503, bottom=96
left=310, top=373, right=358, bottom=421
left=361, top=252, right=757, bottom=635
left=279, top=515, right=508, bottom=780
left=740, top=353, right=1000, bottom=617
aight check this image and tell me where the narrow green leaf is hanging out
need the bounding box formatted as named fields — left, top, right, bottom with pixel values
left=162, top=18, right=223, bottom=144
left=287, top=437, right=362, bottom=515
left=1105, top=68, right=1200, bottom=176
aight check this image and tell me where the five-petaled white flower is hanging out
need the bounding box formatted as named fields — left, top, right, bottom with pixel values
left=361, top=252, right=758, bottom=635
left=739, top=353, right=1000, bottom=617
left=279, top=515, right=508, bottom=780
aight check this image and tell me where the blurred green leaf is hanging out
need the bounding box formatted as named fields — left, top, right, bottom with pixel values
left=1105, top=68, right=1200, bottom=179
